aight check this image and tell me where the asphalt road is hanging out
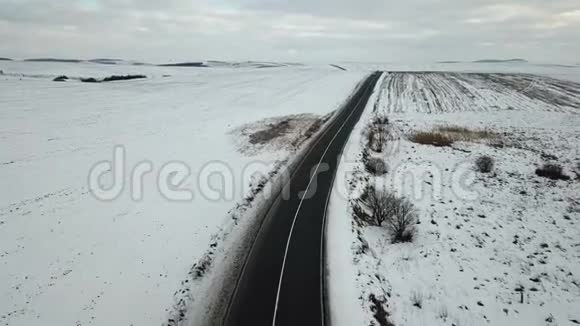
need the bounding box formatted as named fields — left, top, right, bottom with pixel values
left=223, top=71, right=383, bottom=326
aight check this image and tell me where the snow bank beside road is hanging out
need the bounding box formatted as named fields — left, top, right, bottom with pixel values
left=326, top=72, right=385, bottom=326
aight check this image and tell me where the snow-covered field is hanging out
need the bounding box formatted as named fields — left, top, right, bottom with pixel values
left=327, top=71, right=580, bottom=326
left=0, top=61, right=366, bottom=326
left=341, top=62, right=580, bottom=84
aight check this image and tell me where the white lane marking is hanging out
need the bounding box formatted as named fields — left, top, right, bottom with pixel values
left=272, top=74, right=377, bottom=326
left=319, top=152, right=339, bottom=326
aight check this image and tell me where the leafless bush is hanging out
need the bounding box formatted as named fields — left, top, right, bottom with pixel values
left=410, top=291, right=423, bottom=309
left=535, top=163, right=570, bottom=181
left=437, top=306, right=449, bottom=320
left=369, top=294, right=394, bottom=326
left=363, top=114, right=391, bottom=153
left=190, top=253, right=213, bottom=279
left=364, top=123, right=387, bottom=152
left=365, top=157, right=388, bottom=175
left=475, top=155, right=494, bottom=173
left=371, top=113, right=389, bottom=126
left=354, top=185, right=396, bottom=226
left=102, top=74, right=146, bottom=82
left=385, top=196, right=417, bottom=243
left=352, top=201, right=372, bottom=225
left=53, top=75, right=68, bottom=82
left=80, top=77, right=98, bottom=83
left=353, top=185, right=417, bottom=243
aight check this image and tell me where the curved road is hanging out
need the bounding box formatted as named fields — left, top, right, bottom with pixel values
left=224, top=71, right=383, bottom=326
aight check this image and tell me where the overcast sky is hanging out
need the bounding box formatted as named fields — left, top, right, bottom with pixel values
left=0, top=0, right=578, bottom=63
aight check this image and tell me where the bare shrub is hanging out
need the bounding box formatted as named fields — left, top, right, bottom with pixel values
left=437, top=306, right=449, bottom=320
left=371, top=113, right=389, bottom=126
left=535, top=163, right=570, bottom=181
left=385, top=196, right=417, bottom=243
left=80, top=77, right=98, bottom=83
left=369, top=294, right=394, bottom=326
left=53, top=75, right=68, bottom=82
left=102, top=74, right=147, bottom=82
left=354, top=185, right=417, bottom=243
left=355, top=185, right=396, bottom=226
left=364, top=123, right=388, bottom=152
left=352, top=201, right=373, bottom=225
left=190, top=253, right=213, bottom=279
left=475, top=155, right=494, bottom=173
left=410, top=291, right=423, bottom=309
left=365, top=157, right=388, bottom=175
left=363, top=114, right=391, bottom=153
left=300, top=118, right=324, bottom=141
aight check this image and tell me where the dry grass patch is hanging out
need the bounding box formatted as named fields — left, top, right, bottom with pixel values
left=410, top=131, right=454, bottom=147
left=410, top=125, right=499, bottom=147
left=436, top=125, right=497, bottom=141
left=232, top=113, right=325, bottom=155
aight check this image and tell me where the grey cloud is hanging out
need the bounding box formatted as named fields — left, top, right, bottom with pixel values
left=0, top=0, right=578, bottom=63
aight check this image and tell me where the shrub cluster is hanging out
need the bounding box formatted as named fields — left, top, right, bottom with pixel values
left=475, top=155, right=494, bottom=173
left=364, top=157, right=388, bottom=175
left=79, top=75, right=147, bottom=83
left=81, top=77, right=98, bottom=83
left=102, top=74, right=147, bottom=82
left=363, top=113, right=390, bottom=153
left=353, top=185, right=417, bottom=243
left=535, top=163, right=570, bottom=181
